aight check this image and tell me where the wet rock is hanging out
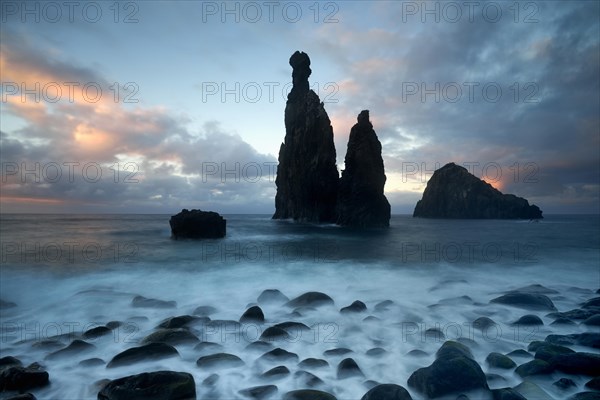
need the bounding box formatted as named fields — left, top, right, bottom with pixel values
left=273, top=51, right=339, bottom=223
left=285, top=292, right=334, bottom=308
left=506, top=349, right=532, bottom=359
left=0, top=299, right=17, bottom=309
left=583, top=314, right=600, bottom=326
left=258, top=289, right=289, bottom=304
left=413, top=162, right=543, bottom=219
left=272, top=321, right=310, bottom=334
left=548, top=309, right=598, bottom=320
left=531, top=342, right=575, bottom=362
left=490, top=292, right=556, bottom=311
left=336, top=110, right=391, bottom=228
left=585, top=376, right=600, bottom=390
left=46, top=339, right=95, bottom=360
left=97, top=370, right=195, bottom=400
left=192, top=305, right=218, bottom=316
left=260, top=327, right=290, bottom=341
left=551, top=317, right=576, bottom=325
left=513, top=381, right=553, bottom=400
left=294, top=370, right=324, bottom=387
left=283, top=389, right=337, bottom=400
left=79, top=358, right=105, bottom=367
left=546, top=333, right=600, bottom=349
left=407, top=349, right=429, bottom=357
left=261, top=366, right=290, bottom=380
left=486, top=352, right=516, bottom=369
left=107, top=342, right=179, bottom=368
left=298, top=358, right=329, bottom=369
left=258, top=348, right=299, bottom=363
left=550, top=352, right=600, bottom=376
left=374, top=300, right=394, bottom=312
left=196, top=353, right=244, bottom=369
left=83, top=326, right=112, bottom=339
left=157, top=315, right=198, bottom=329
left=240, top=306, right=265, bottom=323
left=141, top=329, right=199, bottom=345
left=194, top=341, right=223, bottom=354
left=0, top=356, right=22, bottom=369
left=360, top=384, right=413, bottom=400
left=491, top=388, right=527, bottom=400
left=513, top=314, right=543, bottom=325
left=408, top=341, right=488, bottom=398
left=515, top=359, right=554, bottom=377
left=553, top=378, right=577, bottom=390
left=340, top=300, right=367, bottom=314
left=131, top=295, right=176, bottom=309
left=5, top=393, right=37, bottom=400
left=568, top=393, right=600, bottom=400
left=324, top=348, right=353, bottom=357
left=472, top=316, right=497, bottom=331
left=582, top=297, right=600, bottom=308
left=239, top=385, right=278, bottom=399
left=337, top=357, right=364, bottom=379
left=0, top=363, right=49, bottom=392
left=366, top=347, right=386, bottom=357
left=169, top=208, right=226, bottom=239
left=425, top=328, right=445, bottom=341
left=246, top=341, right=274, bottom=352
left=202, top=373, right=219, bottom=387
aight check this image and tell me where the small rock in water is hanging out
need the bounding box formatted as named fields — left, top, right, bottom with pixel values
left=285, top=292, right=334, bottom=308
left=261, top=365, right=290, bottom=380
left=0, top=356, right=22, bottom=368
left=513, top=314, right=544, bottom=326
left=0, top=299, right=17, bottom=309
left=324, top=348, right=353, bottom=357
left=581, top=297, right=600, bottom=308
left=506, top=349, right=533, bottom=359
left=551, top=317, right=576, bottom=325
left=515, top=359, right=554, bottom=377
left=0, top=363, right=49, bottom=392
left=283, top=389, right=337, bottom=400
left=340, top=300, right=367, bottom=314
left=374, top=300, right=394, bottom=312
left=194, top=341, right=224, bottom=354
left=202, top=373, right=219, bottom=387
left=337, top=357, right=364, bottom=379
left=78, top=358, right=105, bottom=367
left=260, top=326, right=290, bottom=341
left=490, top=387, right=526, bottom=400
left=513, top=381, right=553, bottom=400
left=294, top=370, right=325, bottom=388
left=512, top=284, right=559, bottom=294
left=246, top=341, right=274, bottom=352
left=553, top=378, right=577, bottom=390
left=141, top=328, right=199, bottom=345
left=366, top=347, right=386, bottom=357
left=408, top=341, right=488, bottom=398
left=258, top=348, right=299, bottom=363
left=550, top=352, right=600, bottom=376
left=107, top=342, right=179, bottom=368
left=240, top=306, right=265, bottom=323
left=257, top=289, right=289, bottom=304
left=585, top=376, right=600, bottom=390
left=472, top=316, right=497, bottom=331
left=83, top=326, right=112, bottom=339
left=192, top=305, right=218, bottom=316
left=46, top=339, right=95, bottom=360
left=131, top=295, right=176, bottom=309
left=5, top=393, right=38, bottom=400
left=582, top=314, right=600, bottom=326
left=490, top=292, right=557, bottom=311
left=406, top=349, right=428, bottom=357
left=196, top=353, right=244, bottom=369
left=157, top=315, right=198, bottom=329
left=97, top=370, right=195, bottom=400
left=169, top=209, right=226, bottom=239
left=568, top=393, right=600, bottom=400
left=360, top=384, right=413, bottom=400
left=239, top=384, right=278, bottom=399
left=298, top=358, right=329, bottom=369
left=486, top=352, right=516, bottom=369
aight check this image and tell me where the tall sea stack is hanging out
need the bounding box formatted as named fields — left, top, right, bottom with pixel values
left=273, top=51, right=339, bottom=222
left=337, top=110, right=391, bottom=228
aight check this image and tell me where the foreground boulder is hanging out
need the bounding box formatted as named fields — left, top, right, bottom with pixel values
left=169, top=209, right=226, bottom=239
left=413, top=162, right=543, bottom=219
left=408, top=341, right=488, bottom=398
left=361, top=384, right=413, bottom=400
left=0, top=363, right=49, bottom=392
left=97, top=370, right=195, bottom=400
left=273, top=51, right=339, bottom=222
left=337, top=110, right=391, bottom=228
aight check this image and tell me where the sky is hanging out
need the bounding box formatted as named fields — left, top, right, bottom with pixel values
left=1, top=0, right=599, bottom=214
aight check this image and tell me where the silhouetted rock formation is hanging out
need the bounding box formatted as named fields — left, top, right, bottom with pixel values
left=169, top=209, right=226, bottom=239
left=337, top=110, right=391, bottom=228
left=413, top=163, right=543, bottom=219
left=273, top=51, right=339, bottom=223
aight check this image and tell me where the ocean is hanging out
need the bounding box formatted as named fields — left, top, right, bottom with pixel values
left=1, top=214, right=599, bottom=399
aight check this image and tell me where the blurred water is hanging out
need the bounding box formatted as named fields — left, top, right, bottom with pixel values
left=0, top=214, right=598, bottom=399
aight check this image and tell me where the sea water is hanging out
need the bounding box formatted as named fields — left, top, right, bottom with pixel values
left=0, top=214, right=599, bottom=399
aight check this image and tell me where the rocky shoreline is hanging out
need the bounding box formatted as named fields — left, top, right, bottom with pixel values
left=1, top=284, right=599, bottom=399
